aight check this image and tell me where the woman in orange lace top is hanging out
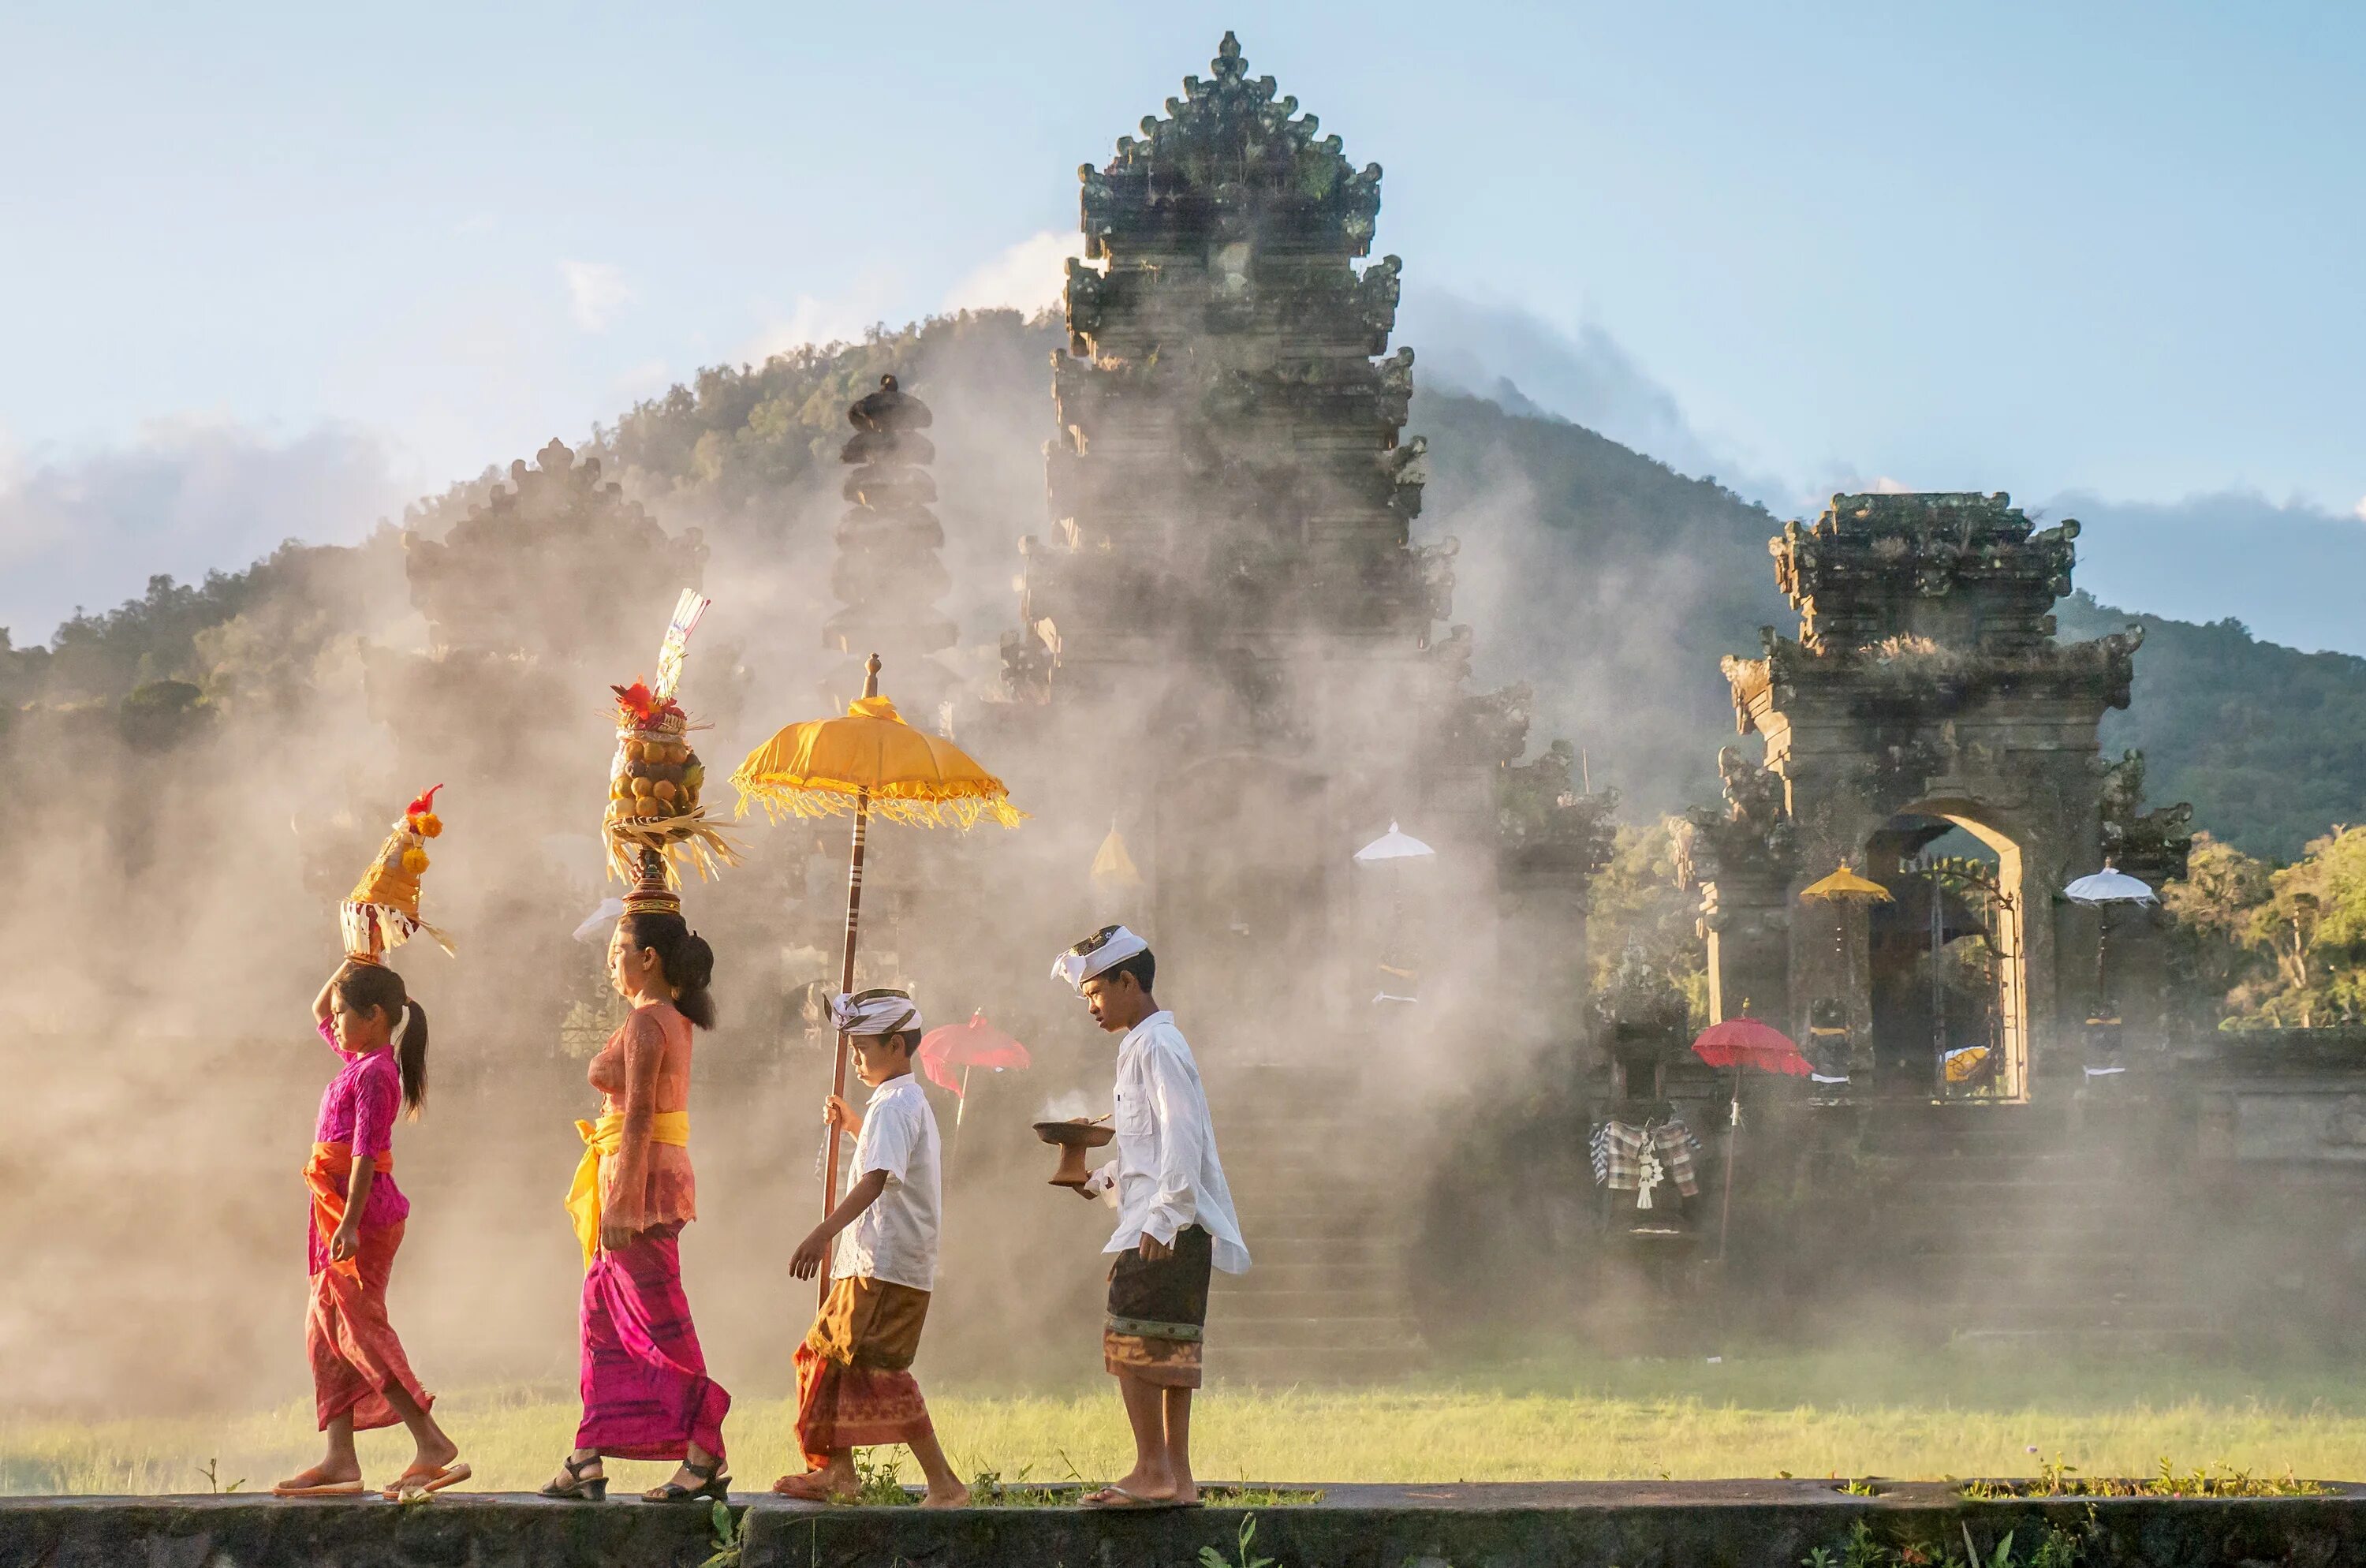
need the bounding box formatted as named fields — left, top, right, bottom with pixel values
left=590, top=999, right=698, bottom=1230
left=544, top=909, right=731, bottom=1505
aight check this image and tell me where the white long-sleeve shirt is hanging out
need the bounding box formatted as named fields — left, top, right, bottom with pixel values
left=1090, top=1010, right=1249, bottom=1275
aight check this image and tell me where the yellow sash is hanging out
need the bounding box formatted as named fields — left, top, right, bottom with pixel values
left=566, top=1109, right=690, bottom=1268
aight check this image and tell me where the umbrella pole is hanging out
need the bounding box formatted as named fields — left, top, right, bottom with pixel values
left=951, top=1063, right=973, bottom=1169
left=1717, top=1064, right=1739, bottom=1262
left=820, top=785, right=871, bottom=1306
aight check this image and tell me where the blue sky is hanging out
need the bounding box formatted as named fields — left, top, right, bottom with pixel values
left=2, top=2, right=2361, bottom=647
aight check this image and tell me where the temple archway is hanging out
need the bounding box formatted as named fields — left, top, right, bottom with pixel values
left=1863, top=801, right=2028, bottom=1101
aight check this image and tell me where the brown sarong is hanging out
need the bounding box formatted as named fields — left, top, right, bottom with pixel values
left=1104, top=1225, right=1212, bottom=1388
left=793, top=1275, right=934, bottom=1465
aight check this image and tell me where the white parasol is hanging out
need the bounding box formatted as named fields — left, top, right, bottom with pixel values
left=571, top=896, right=625, bottom=943
left=2065, top=867, right=2157, bottom=905
left=1354, top=822, right=1435, bottom=862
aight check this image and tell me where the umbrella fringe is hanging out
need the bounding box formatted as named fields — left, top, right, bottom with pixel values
left=730, top=778, right=1027, bottom=831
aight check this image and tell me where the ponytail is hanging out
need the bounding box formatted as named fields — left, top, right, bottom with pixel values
left=335, top=962, right=430, bottom=1117
left=394, top=999, right=430, bottom=1118
left=618, top=911, right=718, bottom=1030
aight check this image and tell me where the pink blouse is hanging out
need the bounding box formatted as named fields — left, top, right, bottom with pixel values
left=312, top=1018, right=410, bottom=1237
left=588, top=1002, right=698, bottom=1233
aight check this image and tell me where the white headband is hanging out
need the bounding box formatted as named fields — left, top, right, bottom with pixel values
left=829, top=989, right=921, bottom=1038
left=1051, top=924, right=1149, bottom=991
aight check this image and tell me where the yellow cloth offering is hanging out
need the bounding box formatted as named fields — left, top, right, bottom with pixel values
left=566, top=1110, right=690, bottom=1268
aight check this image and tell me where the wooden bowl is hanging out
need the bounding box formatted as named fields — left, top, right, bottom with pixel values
left=1033, top=1118, right=1115, bottom=1188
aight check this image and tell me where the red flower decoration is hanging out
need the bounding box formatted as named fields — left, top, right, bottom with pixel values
left=406, top=783, right=444, bottom=817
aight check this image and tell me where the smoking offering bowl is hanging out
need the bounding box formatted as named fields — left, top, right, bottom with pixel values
left=1033, top=1119, right=1115, bottom=1188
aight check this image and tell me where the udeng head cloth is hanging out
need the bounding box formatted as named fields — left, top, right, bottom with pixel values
left=1051, top=924, right=1149, bottom=991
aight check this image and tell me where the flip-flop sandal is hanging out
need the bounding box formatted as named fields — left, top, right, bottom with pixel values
left=273, top=1474, right=368, bottom=1499
left=1079, top=1484, right=1185, bottom=1510
left=382, top=1460, right=472, bottom=1500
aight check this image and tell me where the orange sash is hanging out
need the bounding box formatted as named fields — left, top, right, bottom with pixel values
left=306, top=1141, right=394, bottom=1279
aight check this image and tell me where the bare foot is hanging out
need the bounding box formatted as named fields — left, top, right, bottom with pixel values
left=920, top=1481, right=972, bottom=1510
left=771, top=1464, right=857, bottom=1502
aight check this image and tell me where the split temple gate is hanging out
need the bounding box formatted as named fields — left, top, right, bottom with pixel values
left=1689, top=491, right=2192, bottom=1098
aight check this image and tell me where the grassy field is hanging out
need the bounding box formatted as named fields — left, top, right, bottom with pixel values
left=6, top=1351, right=2362, bottom=1496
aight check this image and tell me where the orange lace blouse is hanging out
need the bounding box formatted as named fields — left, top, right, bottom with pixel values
left=588, top=1001, right=698, bottom=1232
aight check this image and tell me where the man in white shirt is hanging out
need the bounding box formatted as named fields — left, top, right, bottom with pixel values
left=774, top=990, right=968, bottom=1508
left=1052, top=924, right=1249, bottom=1510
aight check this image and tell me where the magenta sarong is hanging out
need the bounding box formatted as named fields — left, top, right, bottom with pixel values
left=574, top=1223, right=730, bottom=1460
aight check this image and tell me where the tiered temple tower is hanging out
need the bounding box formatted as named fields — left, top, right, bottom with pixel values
left=978, top=32, right=1613, bottom=1378
left=825, top=374, right=955, bottom=715
left=1692, top=491, right=2189, bottom=1096
left=1009, top=30, right=1440, bottom=696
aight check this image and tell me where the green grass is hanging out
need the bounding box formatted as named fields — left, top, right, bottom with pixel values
left=6, top=1351, right=2364, bottom=1496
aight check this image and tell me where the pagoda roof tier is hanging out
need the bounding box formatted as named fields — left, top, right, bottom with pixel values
left=835, top=510, right=947, bottom=551
left=1774, top=491, right=2080, bottom=655
left=842, top=428, right=935, bottom=467
left=1079, top=35, right=1382, bottom=263
left=1067, top=254, right=1401, bottom=359
left=842, top=467, right=937, bottom=508
left=1046, top=448, right=1421, bottom=530
left=1052, top=348, right=1415, bottom=439
left=846, top=374, right=934, bottom=432
left=831, top=548, right=951, bottom=599
left=1021, top=549, right=1437, bottom=641
left=822, top=610, right=957, bottom=659
left=1720, top=625, right=2143, bottom=737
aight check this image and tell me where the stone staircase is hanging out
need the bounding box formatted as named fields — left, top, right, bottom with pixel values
left=1203, top=1063, right=1428, bottom=1383
left=1849, top=1099, right=2222, bottom=1353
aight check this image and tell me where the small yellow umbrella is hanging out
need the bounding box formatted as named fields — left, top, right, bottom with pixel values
left=1798, top=864, right=1894, bottom=1069
left=1800, top=864, right=1894, bottom=904
left=731, top=654, right=1023, bottom=1301
left=1091, top=819, right=1143, bottom=890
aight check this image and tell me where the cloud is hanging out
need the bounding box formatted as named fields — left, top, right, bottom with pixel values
left=1401, top=287, right=1788, bottom=501
left=2051, top=487, right=2366, bottom=656
left=737, top=293, right=887, bottom=366
left=0, top=417, right=415, bottom=644
left=941, top=230, right=1081, bottom=317
left=2354, top=495, right=2366, bottom=524
left=559, top=259, right=633, bottom=332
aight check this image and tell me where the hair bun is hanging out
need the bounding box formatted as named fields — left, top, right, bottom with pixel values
left=674, top=931, right=715, bottom=995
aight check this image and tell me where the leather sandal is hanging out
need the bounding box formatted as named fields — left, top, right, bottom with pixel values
left=538, top=1454, right=606, bottom=1502
left=643, top=1456, right=730, bottom=1503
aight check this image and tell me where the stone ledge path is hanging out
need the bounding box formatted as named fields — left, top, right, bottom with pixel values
left=6, top=1480, right=2364, bottom=1566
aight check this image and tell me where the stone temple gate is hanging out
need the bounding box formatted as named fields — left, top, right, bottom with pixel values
left=1688, top=491, right=2192, bottom=1099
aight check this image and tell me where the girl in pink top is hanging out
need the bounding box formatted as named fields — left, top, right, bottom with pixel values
left=274, top=960, right=466, bottom=1500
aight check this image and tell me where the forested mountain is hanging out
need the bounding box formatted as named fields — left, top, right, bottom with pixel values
left=6, top=308, right=2361, bottom=864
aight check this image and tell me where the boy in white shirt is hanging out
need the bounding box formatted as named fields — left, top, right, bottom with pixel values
left=773, top=989, right=968, bottom=1507
left=1052, top=925, right=1250, bottom=1510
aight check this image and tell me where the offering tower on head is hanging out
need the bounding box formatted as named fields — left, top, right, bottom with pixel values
left=340, top=786, right=455, bottom=964
left=603, top=588, right=738, bottom=913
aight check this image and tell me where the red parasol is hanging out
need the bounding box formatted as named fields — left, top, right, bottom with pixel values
left=1690, top=1018, right=1812, bottom=1076
left=916, top=1010, right=1031, bottom=1096
left=1691, top=1017, right=1810, bottom=1264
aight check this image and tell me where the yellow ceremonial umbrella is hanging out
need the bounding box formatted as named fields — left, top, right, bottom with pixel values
left=1800, top=864, right=1894, bottom=904
left=1798, top=863, right=1893, bottom=1062
left=730, top=654, right=1023, bottom=1299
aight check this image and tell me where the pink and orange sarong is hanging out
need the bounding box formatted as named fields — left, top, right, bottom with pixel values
left=576, top=1223, right=730, bottom=1462
left=304, top=1141, right=432, bottom=1432
left=792, top=1275, right=934, bottom=1466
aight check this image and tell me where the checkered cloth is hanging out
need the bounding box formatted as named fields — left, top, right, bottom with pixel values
left=1589, top=1119, right=1701, bottom=1197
